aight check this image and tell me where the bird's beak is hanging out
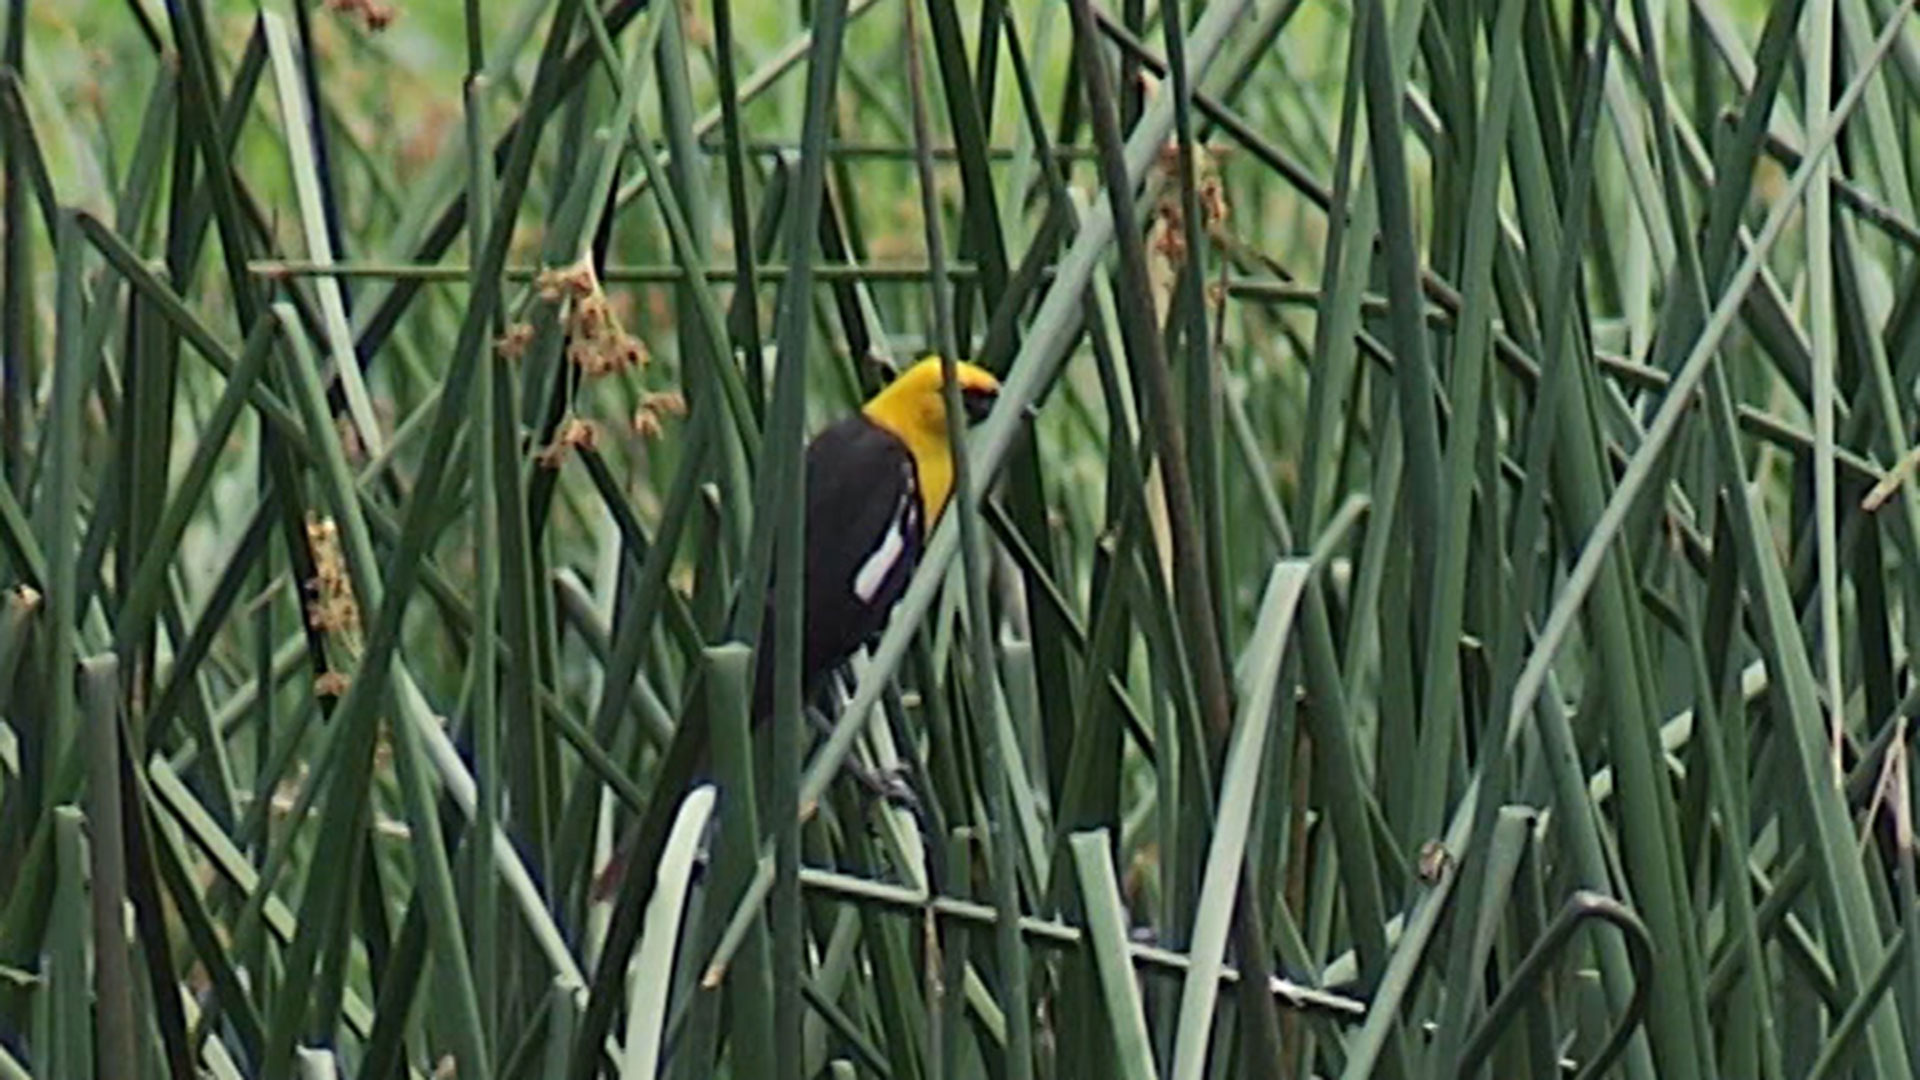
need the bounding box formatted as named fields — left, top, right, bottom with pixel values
left=962, top=386, right=998, bottom=424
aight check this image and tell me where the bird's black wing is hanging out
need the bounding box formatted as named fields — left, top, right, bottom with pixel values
left=751, top=417, right=922, bottom=720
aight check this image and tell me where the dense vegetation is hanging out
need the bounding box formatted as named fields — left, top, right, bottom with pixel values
left=2, top=0, right=1916, bottom=1078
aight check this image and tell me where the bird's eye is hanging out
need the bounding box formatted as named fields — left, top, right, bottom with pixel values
left=961, top=386, right=997, bottom=423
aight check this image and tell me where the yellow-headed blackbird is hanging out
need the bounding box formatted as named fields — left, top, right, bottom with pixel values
left=590, top=357, right=999, bottom=902
left=751, top=356, right=1001, bottom=720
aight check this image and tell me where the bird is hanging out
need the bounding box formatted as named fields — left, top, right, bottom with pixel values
left=589, top=356, right=1000, bottom=903
left=750, top=355, right=1002, bottom=721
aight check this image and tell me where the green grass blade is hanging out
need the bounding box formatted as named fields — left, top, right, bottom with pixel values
left=618, top=786, right=717, bottom=1079
left=1068, top=830, right=1157, bottom=1080
left=1168, top=560, right=1308, bottom=1080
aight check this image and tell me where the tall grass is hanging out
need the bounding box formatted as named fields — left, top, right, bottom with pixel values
left=1, top=1, right=1917, bottom=1078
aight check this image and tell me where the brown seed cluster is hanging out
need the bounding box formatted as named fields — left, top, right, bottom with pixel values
left=537, top=256, right=651, bottom=377
left=494, top=322, right=535, bottom=362
left=1151, top=141, right=1230, bottom=267
left=527, top=256, right=683, bottom=463
left=305, top=516, right=360, bottom=697
left=536, top=417, right=603, bottom=469
left=632, top=390, right=687, bottom=440
left=325, top=0, right=396, bottom=32
left=305, top=517, right=359, bottom=635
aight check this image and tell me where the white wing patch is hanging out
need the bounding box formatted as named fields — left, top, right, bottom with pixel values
left=854, top=502, right=909, bottom=603
left=853, top=464, right=919, bottom=605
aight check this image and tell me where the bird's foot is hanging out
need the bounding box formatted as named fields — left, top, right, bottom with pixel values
left=871, top=762, right=921, bottom=814
left=843, top=757, right=922, bottom=817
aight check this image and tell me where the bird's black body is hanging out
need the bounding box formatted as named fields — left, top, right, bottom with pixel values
left=750, top=415, right=924, bottom=721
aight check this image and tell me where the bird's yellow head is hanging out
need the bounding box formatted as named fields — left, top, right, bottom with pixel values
left=861, top=357, right=1001, bottom=523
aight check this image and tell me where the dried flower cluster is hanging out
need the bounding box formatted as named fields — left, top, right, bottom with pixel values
left=632, top=390, right=687, bottom=440
left=325, top=0, right=396, bottom=32
left=1150, top=141, right=1230, bottom=268
left=305, top=516, right=360, bottom=697
left=536, top=417, right=603, bottom=469
left=525, top=256, right=686, bottom=463
left=494, top=322, right=535, bottom=362
left=305, top=517, right=358, bottom=635
left=537, top=256, right=650, bottom=377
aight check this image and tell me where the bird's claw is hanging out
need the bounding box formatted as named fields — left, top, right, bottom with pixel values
left=874, top=763, right=920, bottom=813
